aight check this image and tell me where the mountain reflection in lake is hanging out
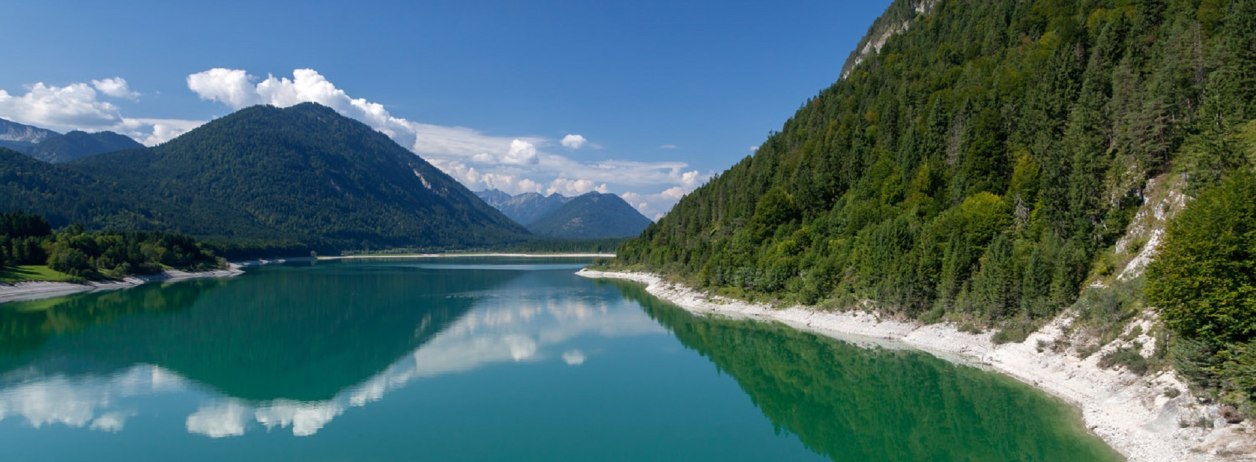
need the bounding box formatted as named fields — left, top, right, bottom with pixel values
left=0, top=258, right=1118, bottom=461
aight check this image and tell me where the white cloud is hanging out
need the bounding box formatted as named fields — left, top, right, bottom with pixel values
left=0, top=80, right=202, bottom=146
left=560, top=134, right=587, bottom=149
left=0, top=82, right=121, bottom=130
left=91, top=78, right=139, bottom=100
left=118, top=118, right=204, bottom=146
left=661, top=186, right=686, bottom=200
left=659, top=144, right=678, bottom=150
left=518, top=178, right=543, bottom=193
left=504, top=139, right=538, bottom=164
left=615, top=184, right=704, bottom=221
left=186, top=68, right=258, bottom=109
left=547, top=178, right=596, bottom=196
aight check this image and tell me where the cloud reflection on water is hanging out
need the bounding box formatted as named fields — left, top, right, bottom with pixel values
left=0, top=365, right=184, bottom=433
left=2, top=290, right=663, bottom=439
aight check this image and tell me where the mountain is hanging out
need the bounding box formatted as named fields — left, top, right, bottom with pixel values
left=0, top=118, right=59, bottom=153
left=476, top=189, right=570, bottom=226
left=27, top=130, right=144, bottom=163
left=616, top=0, right=1255, bottom=318
left=1, top=103, right=529, bottom=252
left=526, top=192, right=651, bottom=239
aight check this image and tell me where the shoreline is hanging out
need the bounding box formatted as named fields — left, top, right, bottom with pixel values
left=0, top=264, right=245, bottom=304
left=319, top=252, right=614, bottom=260
left=578, top=269, right=1256, bottom=462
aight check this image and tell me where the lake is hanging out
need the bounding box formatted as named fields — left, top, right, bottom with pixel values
left=0, top=258, right=1120, bottom=461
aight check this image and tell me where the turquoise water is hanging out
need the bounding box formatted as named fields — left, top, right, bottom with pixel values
left=0, top=258, right=1119, bottom=461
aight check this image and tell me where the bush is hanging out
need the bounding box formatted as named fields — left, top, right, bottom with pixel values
left=1099, top=344, right=1150, bottom=376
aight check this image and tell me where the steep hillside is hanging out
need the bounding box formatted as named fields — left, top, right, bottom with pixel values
left=1, top=103, right=529, bottom=252
left=28, top=130, right=143, bottom=163
left=616, top=0, right=1255, bottom=329
left=527, top=192, right=652, bottom=239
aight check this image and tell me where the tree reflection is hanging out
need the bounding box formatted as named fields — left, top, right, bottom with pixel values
left=611, top=281, right=1121, bottom=462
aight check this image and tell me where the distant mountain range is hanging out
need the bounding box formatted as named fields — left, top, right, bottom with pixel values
left=476, top=189, right=570, bottom=226
left=477, top=189, right=652, bottom=239
left=0, top=117, right=143, bottom=162
left=1, top=103, right=529, bottom=253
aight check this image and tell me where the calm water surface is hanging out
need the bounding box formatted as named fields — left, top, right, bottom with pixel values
left=0, top=258, right=1120, bottom=461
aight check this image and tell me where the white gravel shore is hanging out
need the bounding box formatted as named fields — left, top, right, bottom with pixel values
left=0, top=264, right=245, bottom=304
left=579, top=269, right=1256, bottom=462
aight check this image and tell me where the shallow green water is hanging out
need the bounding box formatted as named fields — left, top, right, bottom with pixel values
left=0, top=258, right=1120, bottom=461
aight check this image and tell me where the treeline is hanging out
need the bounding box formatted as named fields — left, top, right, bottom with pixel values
left=617, top=0, right=1255, bottom=332
left=0, top=212, right=225, bottom=280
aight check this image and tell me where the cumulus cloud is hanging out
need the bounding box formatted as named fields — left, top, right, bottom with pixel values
left=0, top=82, right=121, bottom=130
left=186, top=68, right=257, bottom=108
left=0, top=79, right=202, bottom=146
left=504, top=139, right=539, bottom=164
left=91, top=78, right=139, bottom=100
left=560, top=134, right=587, bottom=149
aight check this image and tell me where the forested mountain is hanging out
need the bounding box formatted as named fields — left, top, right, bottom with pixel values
left=527, top=192, right=652, bottom=239
left=476, top=189, right=570, bottom=226
left=27, top=130, right=143, bottom=163
left=0, top=103, right=530, bottom=252
left=616, top=0, right=1256, bottom=413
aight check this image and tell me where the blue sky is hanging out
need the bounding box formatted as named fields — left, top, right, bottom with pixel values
left=0, top=0, right=890, bottom=218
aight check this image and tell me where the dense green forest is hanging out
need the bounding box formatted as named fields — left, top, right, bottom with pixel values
left=0, top=212, right=224, bottom=281
left=615, top=0, right=1255, bottom=409
left=1146, top=168, right=1256, bottom=413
